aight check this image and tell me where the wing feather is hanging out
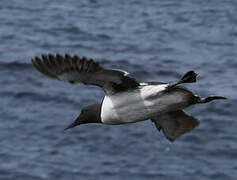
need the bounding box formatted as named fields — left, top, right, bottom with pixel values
left=31, top=54, right=139, bottom=94
left=151, top=110, right=199, bottom=142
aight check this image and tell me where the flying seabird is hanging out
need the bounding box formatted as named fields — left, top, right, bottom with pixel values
left=31, top=54, right=226, bottom=142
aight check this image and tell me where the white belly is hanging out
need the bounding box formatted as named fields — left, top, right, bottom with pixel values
left=101, top=84, right=191, bottom=124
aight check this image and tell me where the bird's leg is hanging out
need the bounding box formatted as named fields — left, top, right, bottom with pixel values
left=195, top=96, right=227, bottom=103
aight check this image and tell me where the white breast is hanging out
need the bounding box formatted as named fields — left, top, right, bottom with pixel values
left=101, top=84, right=191, bottom=125
left=101, top=84, right=163, bottom=124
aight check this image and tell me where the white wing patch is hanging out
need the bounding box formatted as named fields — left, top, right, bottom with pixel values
left=111, top=68, right=129, bottom=76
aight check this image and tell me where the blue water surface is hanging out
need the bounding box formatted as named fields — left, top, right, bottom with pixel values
left=0, top=0, right=236, bottom=179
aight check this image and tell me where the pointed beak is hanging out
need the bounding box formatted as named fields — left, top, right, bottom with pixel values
left=64, top=121, right=78, bottom=131
left=64, top=113, right=84, bottom=131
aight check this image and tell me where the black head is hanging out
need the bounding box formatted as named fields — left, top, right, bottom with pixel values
left=65, top=103, right=102, bottom=130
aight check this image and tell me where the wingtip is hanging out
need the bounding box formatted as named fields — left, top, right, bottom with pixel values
left=31, top=58, right=37, bottom=66
left=220, top=96, right=227, bottom=100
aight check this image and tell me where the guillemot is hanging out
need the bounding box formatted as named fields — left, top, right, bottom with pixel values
left=31, top=54, right=226, bottom=142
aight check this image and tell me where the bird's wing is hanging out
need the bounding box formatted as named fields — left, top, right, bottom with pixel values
left=31, top=54, right=139, bottom=95
left=151, top=110, right=199, bottom=142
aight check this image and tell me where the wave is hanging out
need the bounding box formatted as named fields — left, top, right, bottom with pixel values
left=0, top=62, right=32, bottom=71
left=0, top=59, right=150, bottom=74
left=0, top=90, right=81, bottom=107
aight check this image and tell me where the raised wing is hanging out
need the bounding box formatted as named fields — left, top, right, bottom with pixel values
left=31, top=54, right=139, bottom=94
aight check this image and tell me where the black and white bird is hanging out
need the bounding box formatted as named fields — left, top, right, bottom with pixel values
left=31, top=54, right=226, bottom=142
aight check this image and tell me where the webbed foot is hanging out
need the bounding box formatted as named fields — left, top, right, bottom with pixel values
left=167, top=70, right=198, bottom=90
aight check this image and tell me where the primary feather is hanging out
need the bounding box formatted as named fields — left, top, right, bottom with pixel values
left=31, top=54, right=139, bottom=95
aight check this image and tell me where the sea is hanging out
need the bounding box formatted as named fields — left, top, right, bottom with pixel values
left=0, top=0, right=236, bottom=179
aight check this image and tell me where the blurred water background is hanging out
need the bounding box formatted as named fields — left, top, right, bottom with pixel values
left=0, top=0, right=236, bottom=179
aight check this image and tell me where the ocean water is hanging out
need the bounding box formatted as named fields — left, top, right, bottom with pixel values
left=0, top=0, right=236, bottom=179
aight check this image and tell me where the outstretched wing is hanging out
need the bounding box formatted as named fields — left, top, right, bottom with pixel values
left=151, top=110, right=199, bottom=142
left=31, top=54, right=139, bottom=94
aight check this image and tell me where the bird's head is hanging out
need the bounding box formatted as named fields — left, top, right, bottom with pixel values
left=64, top=103, right=102, bottom=130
